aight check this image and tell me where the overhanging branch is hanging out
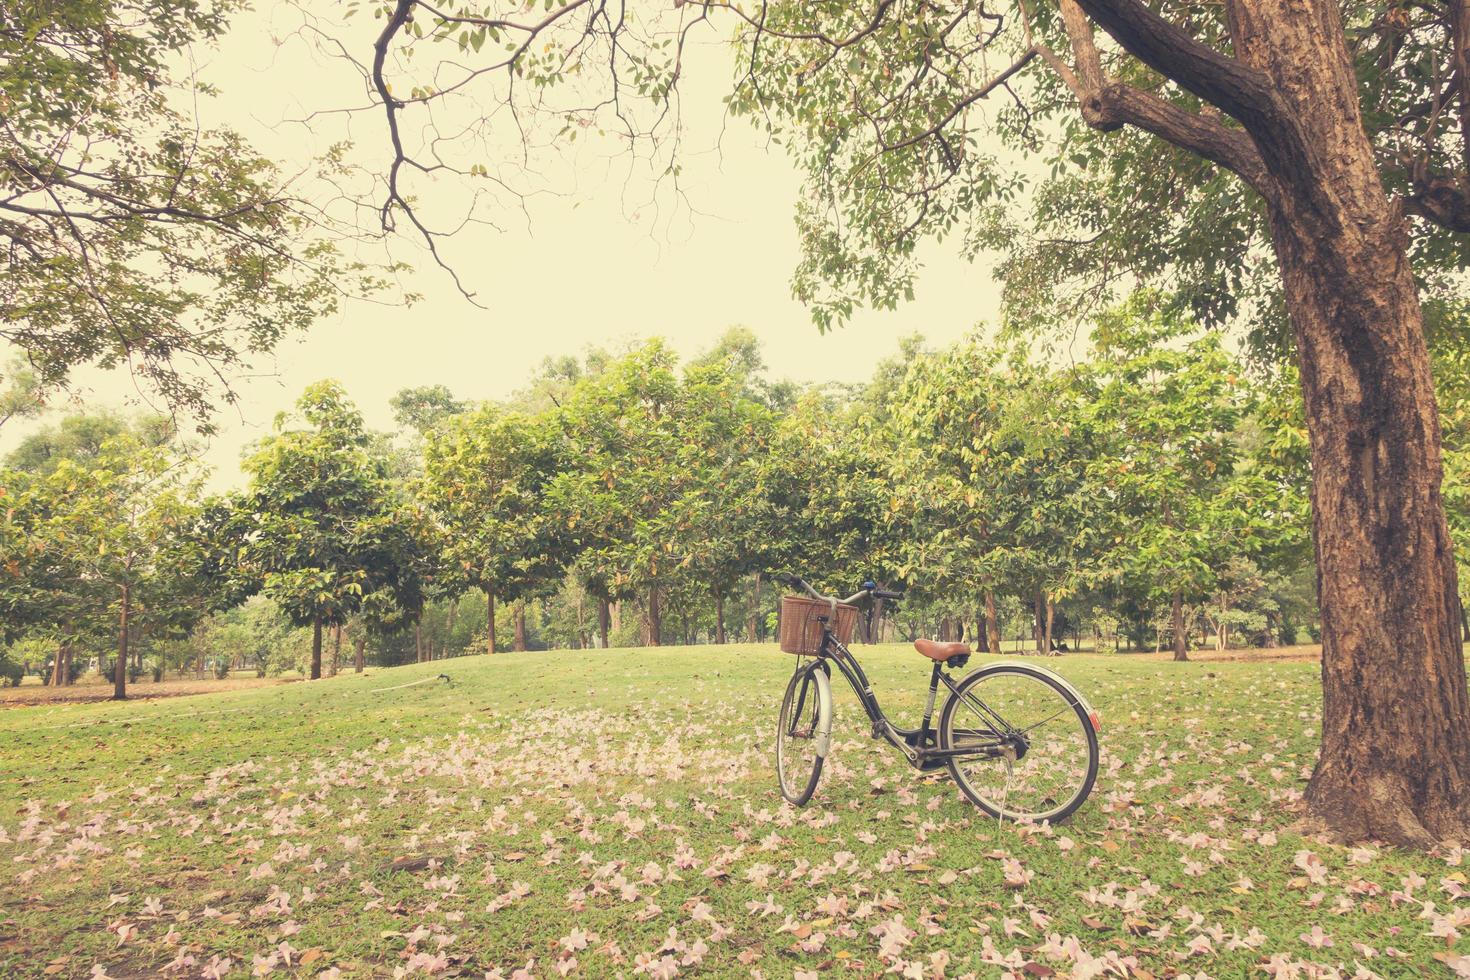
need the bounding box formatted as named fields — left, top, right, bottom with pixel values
left=1036, top=0, right=1269, bottom=194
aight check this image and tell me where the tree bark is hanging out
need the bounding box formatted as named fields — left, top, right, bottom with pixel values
left=331, top=624, right=342, bottom=676
left=985, top=592, right=1001, bottom=655
left=1283, top=226, right=1469, bottom=844
left=513, top=602, right=527, bottom=652
left=715, top=593, right=726, bottom=644
left=1043, top=595, right=1056, bottom=656
left=1033, top=591, right=1045, bottom=654
left=1214, top=594, right=1228, bottom=652
left=311, top=615, right=323, bottom=680
left=486, top=589, right=497, bottom=654
left=646, top=587, right=662, bottom=647
left=51, top=644, right=64, bottom=687
left=1171, top=591, right=1189, bottom=662
left=354, top=635, right=366, bottom=672
left=869, top=596, right=886, bottom=644
left=414, top=621, right=423, bottom=663
left=598, top=598, right=610, bottom=649
left=112, top=583, right=129, bottom=700
left=747, top=573, right=762, bottom=642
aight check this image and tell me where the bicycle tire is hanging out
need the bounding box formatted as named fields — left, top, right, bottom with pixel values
left=776, top=661, right=831, bottom=806
left=938, top=663, right=1099, bottom=823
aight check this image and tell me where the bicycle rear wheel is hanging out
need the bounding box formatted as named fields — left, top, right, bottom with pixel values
left=775, top=661, right=831, bottom=806
left=938, top=664, right=1098, bottom=823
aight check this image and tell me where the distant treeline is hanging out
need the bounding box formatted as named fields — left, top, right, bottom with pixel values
left=4, top=298, right=1468, bottom=695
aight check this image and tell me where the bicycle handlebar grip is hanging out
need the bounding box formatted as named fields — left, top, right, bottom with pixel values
left=873, top=589, right=904, bottom=601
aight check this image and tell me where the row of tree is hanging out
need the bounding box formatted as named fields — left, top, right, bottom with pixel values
left=7, top=298, right=1463, bottom=698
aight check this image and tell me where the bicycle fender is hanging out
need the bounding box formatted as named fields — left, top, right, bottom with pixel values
left=800, top=661, right=834, bottom=758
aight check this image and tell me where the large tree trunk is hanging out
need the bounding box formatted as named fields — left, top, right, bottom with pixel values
left=311, top=616, right=323, bottom=680
left=51, top=644, right=64, bottom=687
left=113, top=584, right=129, bottom=700
left=486, top=589, right=497, bottom=654
left=354, top=635, right=366, bottom=672
left=1171, top=591, right=1189, bottom=662
left=1221, top=0, right=1470, bottom=845
left=646, top=587, right=662, bottom=647
left=513, top=602, right=527, bottom=652
left=1283, top=228, right=1469, bottom=844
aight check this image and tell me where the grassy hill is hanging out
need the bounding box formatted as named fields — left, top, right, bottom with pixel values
left=1, top=644, right=1463, bottom=977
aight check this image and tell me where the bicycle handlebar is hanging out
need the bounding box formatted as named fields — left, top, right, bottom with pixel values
left=775, top=573, right=903, bottom=605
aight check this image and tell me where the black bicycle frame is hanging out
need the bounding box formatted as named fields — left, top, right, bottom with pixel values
left=797, top=620, right=1018, bottom=768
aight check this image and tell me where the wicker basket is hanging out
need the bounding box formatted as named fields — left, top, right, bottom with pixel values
left=779, top=595, right=860, bottom=654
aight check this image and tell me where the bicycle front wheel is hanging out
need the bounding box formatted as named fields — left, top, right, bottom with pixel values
left=938, top=664, right=1098, bottom=823
left=775, top=661, right=831, bottom=806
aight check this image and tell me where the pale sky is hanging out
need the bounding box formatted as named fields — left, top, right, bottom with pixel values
left=1, top=4, right=1008, bottom=489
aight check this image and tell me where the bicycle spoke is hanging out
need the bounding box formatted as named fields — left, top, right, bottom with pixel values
left=954, top=689, right=1021, bottom=738
left=1016, top=704, right=1074, bottom=736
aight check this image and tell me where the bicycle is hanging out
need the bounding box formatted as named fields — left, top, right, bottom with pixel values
left=773, top=574, right=1101, bottom=823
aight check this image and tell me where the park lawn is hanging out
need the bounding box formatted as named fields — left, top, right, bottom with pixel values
left=0, top=645, right=1465, bottom=979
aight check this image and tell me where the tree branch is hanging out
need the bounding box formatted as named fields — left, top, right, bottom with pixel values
left=1067, top=0, right=1275, bottom=129
left=1403, top=171, right=1470, bottom=231
left=1037, top=1, right=1269, bottom=194
left=1449, top=0, right=1470, bottom=178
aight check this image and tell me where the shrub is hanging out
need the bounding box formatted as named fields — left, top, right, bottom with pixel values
left=0, top=659, right=22, bottom=687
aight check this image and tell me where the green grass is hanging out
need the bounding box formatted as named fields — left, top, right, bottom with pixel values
left=0, top=644, right=1464, bottom=977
